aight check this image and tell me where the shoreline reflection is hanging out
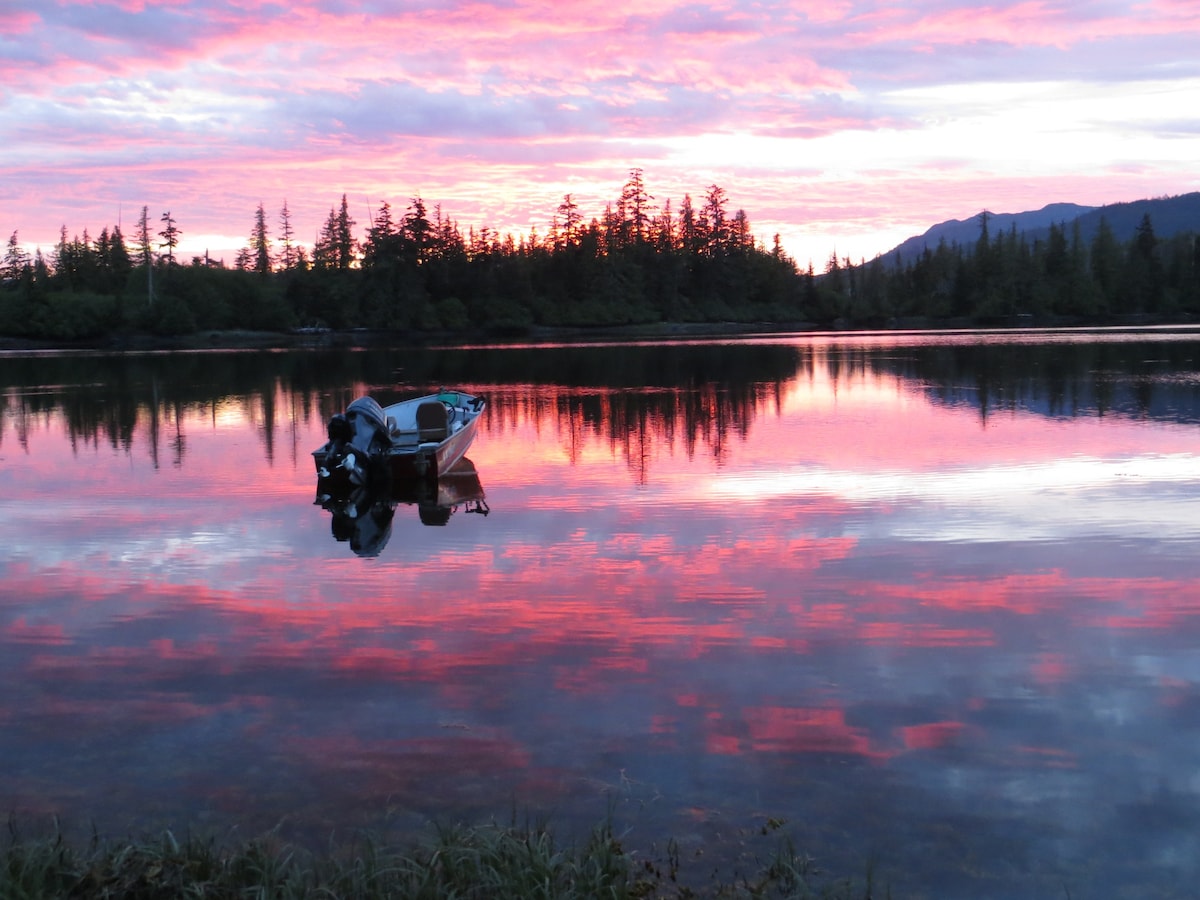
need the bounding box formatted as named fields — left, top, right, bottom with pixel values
left=5, top=333, right=1200, bottom=898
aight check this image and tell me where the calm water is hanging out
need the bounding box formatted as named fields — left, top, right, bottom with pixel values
left=5, top=330, right=1200, bottom=897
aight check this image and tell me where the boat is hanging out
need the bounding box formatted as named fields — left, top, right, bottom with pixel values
left=316, top=458, right=489, bottom=556
left=313, top=389, right=485, bottom=488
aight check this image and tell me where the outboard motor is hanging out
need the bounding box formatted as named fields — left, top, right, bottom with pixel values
left=318, top=398, right=393, bottom=488
left=327, top=413, right=353, bottom=444
left=318, top=412, right=358, bottom=481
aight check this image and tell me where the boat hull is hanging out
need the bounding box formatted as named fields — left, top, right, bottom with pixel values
left=312, top=390, right=485, bottom=489
left=380, top=410, right=481, bottom=479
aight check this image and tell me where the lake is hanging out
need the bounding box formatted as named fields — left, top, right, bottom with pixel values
left=4, top=329, right=1200, bottom=897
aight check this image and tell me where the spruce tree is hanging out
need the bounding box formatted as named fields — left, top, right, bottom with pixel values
left=251, top=203, right=272, bottom=274
left=159, top=211, right=181, bottom=265
left=279, top=201, right=296, bottom=271
left=4, top=231, right=30, bottom=282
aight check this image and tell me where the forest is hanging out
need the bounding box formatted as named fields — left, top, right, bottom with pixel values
left=2, top=171, right=1199, bottom=341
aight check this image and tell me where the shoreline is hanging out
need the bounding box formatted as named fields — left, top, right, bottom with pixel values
left=2, top=313, right=1198, bottom=355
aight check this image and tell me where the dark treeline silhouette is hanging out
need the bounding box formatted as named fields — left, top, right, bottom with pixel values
left=0, top=171, right=809, bottom=341
left=825, top=209, right=1200, bottom=326
left=3, top=178, right=1198, bottom=341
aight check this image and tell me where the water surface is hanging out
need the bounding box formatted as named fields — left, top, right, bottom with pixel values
left=4, top=330, right=1200, bottom=897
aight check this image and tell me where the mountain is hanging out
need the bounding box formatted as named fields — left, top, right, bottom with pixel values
left=881, top=192, right=1200, bottom=267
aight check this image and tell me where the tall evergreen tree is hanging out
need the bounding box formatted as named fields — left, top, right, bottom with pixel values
left=159, top=211, right=181, bottom=265
left=135, top=207, right=153, bottom=267
left=362, top=200, right=398, bottom=268
left=1089, top=216, right=1119, bottom=313
left=620, top=168, right=653, bottom=245
left=702, top=185, right=728, bottom=256
left=1126, top=213, right=1163, bottom=312
left=109, top=224, right=132, bottom=281
left=135, top=206, right=154, bottom=304
left=679, top=194, right=699, bottom=256
left=278, top=201, right=296, bottom=271
left=730, top=209, right=751, bottom=252
left=53, top=225, right=74, bottom=288
left=32, top=248, right=50, bottom=289
left=404, top=197, right=432, bottom=264
left=250, top=203, right=272, bottom=274
left=4, top=231, right=30, bottom=282
left=333, top=194, right=357, bottom=270
left=557, top=194, right=582, bottom=248
left=313, top=206, right=338, bottom=270
left=653, top=198, right=675, bottom=252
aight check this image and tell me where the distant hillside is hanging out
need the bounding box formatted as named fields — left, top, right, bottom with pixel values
left=1024, top=193, right=1200, bottom=248
left=882, top=192, right=1200, bottom=266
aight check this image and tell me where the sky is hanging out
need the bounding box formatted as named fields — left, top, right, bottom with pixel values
left=3, top=0, right=1200, bottom=270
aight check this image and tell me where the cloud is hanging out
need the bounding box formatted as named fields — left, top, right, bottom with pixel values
left=3, top=0, right=1200, bottom=265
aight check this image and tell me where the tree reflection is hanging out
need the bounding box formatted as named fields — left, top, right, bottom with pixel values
left=849, top=337, right=1200, bottom=424
left=4, top=335, right=1200, bottom=479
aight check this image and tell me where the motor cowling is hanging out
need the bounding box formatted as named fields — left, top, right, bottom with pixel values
left=320, top=401, right=391, bottom=489
left=327, top=413, right=354, bottom=443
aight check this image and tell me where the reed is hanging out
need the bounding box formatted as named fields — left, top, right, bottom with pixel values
left=2, top=815, right=879, bottom=899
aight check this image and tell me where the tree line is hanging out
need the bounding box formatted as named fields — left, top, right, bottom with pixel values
left=820, top=210, right=1200, bottom=326
left=0, top=170, right=808, bottom=340
left=3, top=174, right=1198, bottom=341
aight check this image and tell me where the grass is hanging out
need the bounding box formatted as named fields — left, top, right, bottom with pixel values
left=1, top=815, right=882, bottom=900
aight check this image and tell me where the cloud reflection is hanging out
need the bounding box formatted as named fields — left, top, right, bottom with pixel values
left=5, top=338, right=1200, bottom=894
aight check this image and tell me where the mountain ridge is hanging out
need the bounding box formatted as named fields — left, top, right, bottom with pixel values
left=881, top=192, right=1200, bottom=266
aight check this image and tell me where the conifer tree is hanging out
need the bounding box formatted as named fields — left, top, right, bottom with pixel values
left=53, top=225, right=72, bottom=286
left=654, top=198, right=675, bottom=252
left=279, top=201, right=296, bottom=271
left=333, top=194, right=357, bottom=269
left=620, top=168, right=653, bottom=245
left=557, top=194, right=582, bottom=248
left=1127, top=214, right=1164, bottom=312
left=135, top=207, right=153, bottom=267
left=702, top=185, right=728, bottom=256
left=250, top=202, right=272, bottom=274
left=135, top=206, right=154, bottom=304
left=1089, top=216, right=1119, bottom=312
left=404, top=197, right=432, bottom=264
left=679, top=194, right=698, bottom=255
left=109, top=224, right=132, bottom=280
left=313, top=206, right=338, bottom=270
left=159, top=211, right=181, bottom=265
left=362, top=200, right=397, bottom=268
left=4, top=231, right=30, bottom=282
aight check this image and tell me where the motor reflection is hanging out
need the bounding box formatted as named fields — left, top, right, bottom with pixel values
left=316, top=457, right=489, bottom=556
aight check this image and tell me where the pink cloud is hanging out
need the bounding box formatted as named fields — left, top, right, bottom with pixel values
left=0, top=9, right=38, bottom=35
left=900, top=720, right=970, bottom=751
left=3, top=0, right=1199, bottom=266
left=845, top=0, right=1200, bottom=50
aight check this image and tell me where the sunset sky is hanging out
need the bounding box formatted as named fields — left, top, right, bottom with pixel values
left=3, top=0, right=1199, bottom=269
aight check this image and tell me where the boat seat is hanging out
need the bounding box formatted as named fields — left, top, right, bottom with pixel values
left=416, top=400, right=450, bottom=442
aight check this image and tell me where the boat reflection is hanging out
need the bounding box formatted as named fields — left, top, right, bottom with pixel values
left=315, top=457, right=489, bottom=556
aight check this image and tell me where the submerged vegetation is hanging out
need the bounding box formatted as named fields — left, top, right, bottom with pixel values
left=3, top=172, right=1198, bottom=342
left=2, top=816, right=879, bottom=899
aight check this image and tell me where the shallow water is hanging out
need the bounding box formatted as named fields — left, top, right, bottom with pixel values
left=4, top=329, right=1200, bottom=897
